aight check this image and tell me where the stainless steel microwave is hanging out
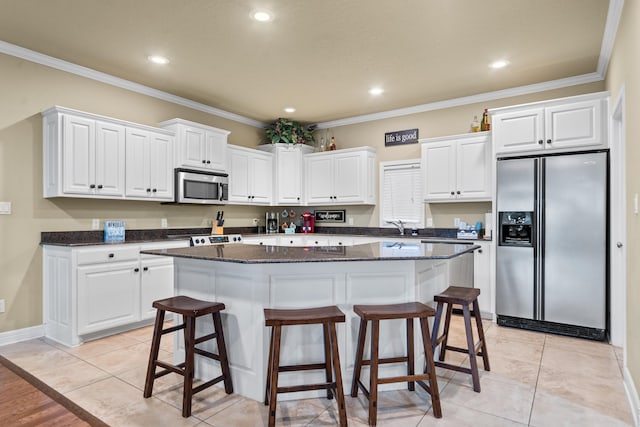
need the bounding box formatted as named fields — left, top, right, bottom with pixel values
left=174, top=168, right=228, bottom=204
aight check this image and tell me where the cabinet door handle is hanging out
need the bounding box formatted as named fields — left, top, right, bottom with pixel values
left=108, top=253, right=115, bottom=258
left=202, top=160, right=206, bottom=164
left=456, top=190, right=461, bottom=195
left=134, top=267, right=139, bottom=272
left=89, top=184, right=96, bottom=189
left=206, top=160, right=211, bottom=164
left=297, top=197, right=300, bottom=201
left=450, top=191, right=455, bottom=196
left=97, top=184, right=103, bottom=189
left=538, top=139, right=544, bottom=145
left=546, top=139, right=552, bottom=144
left=478, top=249, right=483, bottom=253
left=146, top=188, right=151, bottom=192
left=143, top=266, right=148, bottom=271
left=152, top=188, right=157, bottom=193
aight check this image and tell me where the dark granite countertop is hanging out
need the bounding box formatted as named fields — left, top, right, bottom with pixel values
left=141, top=241, right=479, bottom=264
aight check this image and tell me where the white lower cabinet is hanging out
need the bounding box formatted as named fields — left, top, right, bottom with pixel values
left=43, top=240, right=187, bottom=346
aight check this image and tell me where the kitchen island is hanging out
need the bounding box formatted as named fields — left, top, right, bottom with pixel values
left=143, top=240, right=477, bottom=401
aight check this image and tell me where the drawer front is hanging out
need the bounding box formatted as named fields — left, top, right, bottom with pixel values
left=76, top=246, right=140, bottom=265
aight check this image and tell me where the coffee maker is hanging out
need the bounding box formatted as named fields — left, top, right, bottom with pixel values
left=266, top=212, right=279, bottom=234
left=301, top=211, right=315, bottom=233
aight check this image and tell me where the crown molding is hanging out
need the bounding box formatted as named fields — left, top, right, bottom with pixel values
left=315, top=72, right=603, bottom=129
left=0, top=40, right=266, bottom=129
left=597, top=0, right=624, bottom=77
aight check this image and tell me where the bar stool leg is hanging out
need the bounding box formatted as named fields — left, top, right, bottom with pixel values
left=462, top=303, right=481, bottom=392
left=406, top=318, right=415, bottom=391
left=369, top=319, right=380, bottom=426
left=143, top=308, right=165, bottom=398
left=430, top=301, right=443, bottom=357
left=264, top=327, right=275, bottom=405
left=350, top=318, right=367, bottom=397
left=268, top=325, right=282, bottom=427
left=323, top=323, right=334, bottom=400
left=473, top=299, right=491, bottom=371
left=439, top=303, right=454, bottom=361
left=420, top=318, right=442, bottom=418
left=183, top=315, right=196, bottom=417
left=328, top=322, right=348, bottom=427
left=212, top=312, right=234, bottom=394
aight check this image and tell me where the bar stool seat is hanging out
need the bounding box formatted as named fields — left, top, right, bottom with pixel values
left=431, top=286, right=490, bottom=392
left=351, top=302, right=442, bottom=426
left=264, top=306, right=347, bottom=427
left=143, top=295, right=233, bottom=417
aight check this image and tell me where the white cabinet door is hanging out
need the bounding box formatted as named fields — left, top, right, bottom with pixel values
left=456, top=135, right=491, bottom=200
left=148, top=132, right=173, bottom=200
left=180, top=125, right=207, bottom=169
left=228, top=147, right=251, bottom=202
left=275, top=147, right=304, bottom=204
left=492, top=108, right=544, bottom=155
left=62, top=114, right=95, bottom=194
left=77, top=261, right=140, bottom=335
left=545, top=99, right=604, bottom=150
left=305, top=155, right=334, bottom=204
left=334, top=151, right=364, bottom=203
left=473, top=241, right=493, bottom=317
left=140, top=258, right=174, bottom=320
left=423, top=142, right=456, bottom=201
left=250, top=151, right=273, bottom=204
left=95, top=121, right=126, bottom=196
left=205, top=130, right=228, bottom=172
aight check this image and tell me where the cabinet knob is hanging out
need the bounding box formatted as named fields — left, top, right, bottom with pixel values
left=152, top=188, right=157, bottom=193
left=146, top=188, right=151, bottom=192
left=456, top=190, right=461, bottom=195
left=89, top=184, right=96, bottom=189
left=297, top=197, right=300, bottom=201
left=538, top=139, right=544, bottom=145
left=206, top=160, right=211, bottom=164
left=143, top=266, right=148, bottom=271
left=478, top=249, right=483, bottom=253
left=108, top=253, right=114, bottom=258
left=450, top=191, right=455, bottom=196
left=97, top=184, right=103, bottom=189
left=315, top=241, right=319, bottom=244
left=290, top=240, right=293, bottom=244
left=202, top=160, right=206, bottom=164
left=546, top=139, right=552, bottom=144
left=134, top=267, right=139, bottom=272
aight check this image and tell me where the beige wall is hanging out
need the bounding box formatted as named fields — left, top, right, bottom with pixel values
left=0, top=50, right=607, bottom=337
left=606, top=0, right=640, bottom=408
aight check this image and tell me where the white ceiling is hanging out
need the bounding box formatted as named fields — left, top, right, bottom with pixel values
left=0, top=0, right=613, bottom=127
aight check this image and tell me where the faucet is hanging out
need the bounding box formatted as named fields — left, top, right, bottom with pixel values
left=387, top=220, right=405, bottom=236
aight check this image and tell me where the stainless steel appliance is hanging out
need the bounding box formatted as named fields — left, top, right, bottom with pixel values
left=496, top=151, right=608, bottom=340
left=174, top=168, right=228, bottom=204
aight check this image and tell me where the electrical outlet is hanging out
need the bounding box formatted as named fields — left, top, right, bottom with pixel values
left=348, top=217, right=354, bottom=226
left=92, top=219, right=100, bottom=230
left=454, top=217, right=460, bottom=227
left=426, top=217, right=433, bottom=227
left=161, top=218, right=168, bottom=228
left=0, top=299, right=5, bottom=313
left=252, top=218, right=259, bottom=225
left=0, top=202, right=11, bottom=215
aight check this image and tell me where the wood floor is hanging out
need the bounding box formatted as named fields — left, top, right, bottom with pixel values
left=0, top=357, right=107, bottom=426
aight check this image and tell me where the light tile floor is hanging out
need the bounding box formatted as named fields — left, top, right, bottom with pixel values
left=0, top=316, right=633, bottom=426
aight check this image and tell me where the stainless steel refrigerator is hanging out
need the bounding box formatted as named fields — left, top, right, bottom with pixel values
left=495, top=151, right=608, bottom=340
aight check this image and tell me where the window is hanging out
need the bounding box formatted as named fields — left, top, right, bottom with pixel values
left=379, top=160, right=424, bottom=229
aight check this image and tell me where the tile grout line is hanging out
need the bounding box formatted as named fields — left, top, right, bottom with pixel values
left=527, top=333, right=547, bottom=426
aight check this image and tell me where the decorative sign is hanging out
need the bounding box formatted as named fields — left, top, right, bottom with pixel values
left=104, top=220, right=125, bottom=243
left=384, top=128, right=419, bottom=146
left=314, top=210, right=345, bottom=223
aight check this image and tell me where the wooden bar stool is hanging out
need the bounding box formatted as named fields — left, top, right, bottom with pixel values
left=430, top=286, right=490, bottom=392
left=351, top=302, right=442, bottom=426
left=143, top=295, right=233, bottom=418
left=264, top=306, right=347, bottom=427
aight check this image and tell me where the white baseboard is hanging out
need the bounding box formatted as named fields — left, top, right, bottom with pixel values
left=624, top=365, right=640, bottom=426
left=0, top=325, right=44, bottom=347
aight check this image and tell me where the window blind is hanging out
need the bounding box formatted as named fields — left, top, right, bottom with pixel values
left=380, top=160, right=424, bottom=228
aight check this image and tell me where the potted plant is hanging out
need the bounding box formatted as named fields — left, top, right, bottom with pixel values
left=265, top=118, right=315, bottom=145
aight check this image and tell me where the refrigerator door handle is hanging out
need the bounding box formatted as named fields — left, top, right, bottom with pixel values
left=535, top=158, right=545, bottom=321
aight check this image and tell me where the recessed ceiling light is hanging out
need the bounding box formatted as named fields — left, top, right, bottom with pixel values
left=252, top=10, right=273, bottom=22
left=490, top=60, right=509, bottom=69
left=284, top=107, right=296, bottom=113
left=148, top=55, right=170, bottom=65
left=369, top=87, right=384, bottom=96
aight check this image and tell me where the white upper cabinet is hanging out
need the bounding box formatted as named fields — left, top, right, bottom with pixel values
left=124, top=128, right=174, bottom=201
left=159, top=118, right=230, bottom=172
left=43, top=108, right=126, bottom=198
left=492, top=92, right=608, bottom=156
left=257, top=143, right=314, bottom=205
left=304, top=147, right=376, bottom=205
left=227, top=144, right=273, bottom=205
left=421, top=132, right=491, bottom=202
